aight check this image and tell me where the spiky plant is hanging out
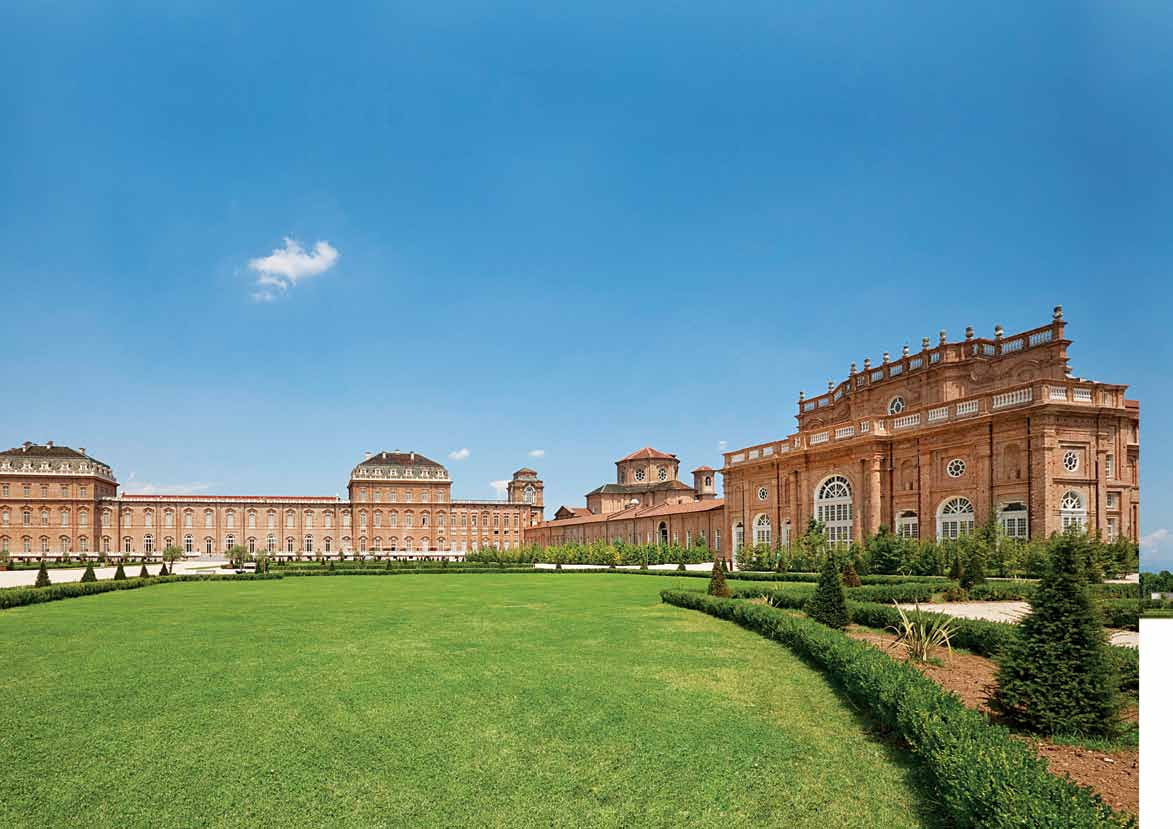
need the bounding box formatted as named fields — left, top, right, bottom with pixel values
left=886, top=601, right=954, bottom=663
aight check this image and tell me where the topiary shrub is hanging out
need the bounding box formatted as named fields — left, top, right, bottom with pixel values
left=80, top=563, right=97, bottom=583
left=841, top=562, right=862, bottom=588
left=113, top=563, right=126, bottom=581
left=35, top=561, right=51, bottom=588
left=157, top=562, right=169, bottom=576
left=989, top=535, right=1121, bottom=738
left=805, top=556, right=849, bottom=629
left=677, top=560, right=687, bottom=571
left=139, top=564, right=150, bottom=579
left=948, top=553, right=963, bottom=582
left=707, top=557, right=731, bottom=598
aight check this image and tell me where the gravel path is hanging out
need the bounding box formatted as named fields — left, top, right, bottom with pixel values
left=0, top=560, right=225, bottom=589
left=898, top=600, right=1139, bottom=648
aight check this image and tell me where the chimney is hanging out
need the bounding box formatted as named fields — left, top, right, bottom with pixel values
left=410, top=452, right=415, bottom=461
left=79, top=447, right=86, bottom=455
left=364, top=451, right=372, bottom=460
left=46, top=440, right=54, bottom=449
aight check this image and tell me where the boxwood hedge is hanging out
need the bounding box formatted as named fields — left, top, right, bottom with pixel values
left=0, top=573, right=282, bottom=610
left=660, top=589, right=1132, bottom=829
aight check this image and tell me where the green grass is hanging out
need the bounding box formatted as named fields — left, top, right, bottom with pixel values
left=0, top=574, right=944, bottom=828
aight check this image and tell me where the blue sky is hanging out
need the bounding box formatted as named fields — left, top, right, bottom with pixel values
left=2, top=3, right=1170, bottom=565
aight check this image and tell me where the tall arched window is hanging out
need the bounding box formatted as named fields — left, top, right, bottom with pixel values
left=936, top=497, right=975, bottom=540
left=896, top=510, right=919, bottom=538
left=524, top=485, right=536, bottom=504
left=304, top=535, right=313, bottom=554
left=1060, top=491, right=1086, bottom=531
left=184, top=534, right=193, bottom=554
left=144, top=534, right=154, bottom=554
left=225, top=534, right=235, bottom=550
left=324, top=537, right=332, bottom=554
left=815, top=475, right=853, bottom=544
left=999, top=502, right=1029, bottom=539
left=753, top=514, right=772, bottom=546
left=247, top=537, right=256, bottom=554
left=286, top=537, right=295, bottom=554
left=205, top=538, right=213, bottom=555
left=732, top=521, right=745, bottom=554
left=123, top=537, right=133, bottom=553
left=266, top=535, right=275, bottom=552
left=658, top=521, right=669, bottom=545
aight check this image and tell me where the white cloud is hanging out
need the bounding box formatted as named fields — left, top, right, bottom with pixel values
left=124, top=472, right=211, bottom=495
left=1142, top=528, right=1170, bottom=551
left=448, top=448, right=470, bottom=461
left=718, top=440, right=728, bottom=451
left=528, top=449, right=545, bottom=458
left=248, top=237, right=339, bottom=301
left=490, top=480, right=509, bottom=497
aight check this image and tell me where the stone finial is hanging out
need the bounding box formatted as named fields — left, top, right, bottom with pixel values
left=850, top=361, right=857, bottom=374
left=965, top=326, right=974, bottom=340
left=901, top=343, right=910, bottom=357
left=939, top=329, right=947, bottom=345
left=994, top=324, right=1004, bottom=339
left=863, top=357, right=871, bottom=370
left=882, top=351, right=890, bottom=363
left=798, top=390, right=805, bottom=401
left=922, top=336, right=930, bottom=349
left=827, top=380, right=834, bottom=392
left=1054, top=304, right=1063, bottom=320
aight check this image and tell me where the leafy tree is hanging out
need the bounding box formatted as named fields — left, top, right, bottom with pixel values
left=226, top=544, right=249, bottom=568
left=866, top=526, right=903, bottom=574
left=959, top=536, right=987, bottom=589
left=948, top=551, right=963, bottom=582
left=805, top=555, right=849, bottom=629
left=34, top=561, right=51, bottom=588
left=707, top=556, right=731, bottom=598
left=989, top=534, right=1121, bottom=737
left=80, top=562, right=97, bottom=583
left=162, top=544, right=183, bottom=573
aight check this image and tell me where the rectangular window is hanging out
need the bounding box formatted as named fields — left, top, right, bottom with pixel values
left=1107, top=517, right=1118, bottom=541
left=60, top=484, right=69, bottom=497
left=1105, top=454, right=1114, bottom=480
left=1107, top=492, right=1119, bottom=509
left=41, top=485, right=49, bottom=497
left=23, top=484, right=30, bottom=497
left=1, top=484, right=7, bottom=496
left=715, top=529, right=721, bottom=551
left=79, top=485, right=87, bottom=497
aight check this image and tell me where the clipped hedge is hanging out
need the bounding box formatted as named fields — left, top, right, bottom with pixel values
left=846, top=582, right=949, bottom=604
left=660, top=590, right=1131, bottom=829
left=0, top=574, right=282, bottom=611
left=1099, top=599, right=1140, bottom=632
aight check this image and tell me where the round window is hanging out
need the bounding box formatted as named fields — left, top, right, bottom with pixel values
left=946, top=458, right=966, bottom=478
left=1063, top=450, right=1079, bottom=472
left=634, top=468, right=646, bottom=482
left=657, top=467, right=668, bottom=481
left=757, top=486, right=768, bottom=501
left=888, top=396, right=906, bottom=415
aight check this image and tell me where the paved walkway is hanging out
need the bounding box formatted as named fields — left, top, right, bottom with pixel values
left=0, top=560, right=226, bottom=589
left=899, top=600, right=1139, bottom=649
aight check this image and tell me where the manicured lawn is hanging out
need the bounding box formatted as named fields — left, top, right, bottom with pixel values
left=0, top=575, right=943, bottom=828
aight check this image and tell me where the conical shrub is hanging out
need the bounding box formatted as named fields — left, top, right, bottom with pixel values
left=157, top=562, right=168, bottom=576
left=989, top=535, right=1121, bottom=737
left=841, top=562, right=862, bottom=588
left=35, top=561, right=51, bottom=588
left=707, top=557, right=731, bottom=598
left=139, top=564, right=150, bottom=579
left=806, top=555, right=849, bottom=629
left=80, top=563, right=97, bottom=583
left=113, top=563, right=126, bottom=581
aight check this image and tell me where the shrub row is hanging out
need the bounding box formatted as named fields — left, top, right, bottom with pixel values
left=752, top=586, right=1138, bottom=693
left=279, top=566, right=565, bottom=578
left=1099, top=599, right=1140, bottom=632
left=659, top=590, right=1130, bottom=828
left=0, top=573, right=282, bottom=610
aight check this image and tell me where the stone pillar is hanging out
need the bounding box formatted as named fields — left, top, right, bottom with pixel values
left=868, top=455, right=883, bottom=536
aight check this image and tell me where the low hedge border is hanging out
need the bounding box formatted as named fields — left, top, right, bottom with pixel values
left=660, top=589, right=1132, bottom=829
left=0, top=573, right=282, bottom=610
left=748, top=586, right=1138, bottom=693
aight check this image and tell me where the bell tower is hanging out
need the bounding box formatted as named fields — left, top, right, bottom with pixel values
left=507, top=468, right=543, bottom=506
left=692, top=466, right=717, bottom=500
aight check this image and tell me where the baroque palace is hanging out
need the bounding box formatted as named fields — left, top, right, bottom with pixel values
left=0, top=448, right=543, bottom=560
left=528, top=307, right=1140, bottom=555
left=0, top=309, right=1142, bottom=561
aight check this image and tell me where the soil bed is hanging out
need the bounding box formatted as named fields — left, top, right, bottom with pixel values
left=846, top=626, right=1138, bottom=817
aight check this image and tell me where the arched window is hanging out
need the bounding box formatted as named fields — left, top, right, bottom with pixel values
left=247, top=511, right=256, bottom=530
left=41, top=509, right=50, bottom=527
left=658, top=521, right=669, bottom=545
left=225, top=511, right=235, bottom=529
left=144, top=534, right=154, bottom=554
left=389, top=537, right=398, bottom=551
left=815, top=475, right=853, bottom=545
left=732, top=521, right=745, bottom=554
left=897, top=510, right=919, bottom=539
left=405, top=512, right=414, bottom=528
left=754, top=514, right=772, bottom=546
left=998, top=502, right=1028, bottom=539
left=267, top=511, right=276, bottom=530
left=144, top=510, right=153, bottom=528
left=524, top=485, right=536, bottom=504
left=304, top=511, right=314, bottom=529
left=204, top=510, right=214, bottom=529
left=437, top=512, right=446, bottom=527
left=324, top=537, right=332, bottom=554
left=79, top=509, right=88, bottom=528
left=286, top=537, right=295, bottom=554
left=60, top=535, right=71, bottom=553
left=421, top=512, right=430, bottom=528
left=1060, top=491, right=1086, bottom=531
left=286, top=510, right=295, bottom=528
left=247, top=537, right=256, bottom=554
left=123, top=537, right=133, bottom=554
left=41, top=536, right=50, bottom=554
left=184, top=535, right=193, bottom=554
left=374, top=511, right=382, bottom=528
left=79, top=536, right=88, bottom=553
left=266, top=535, right=275, bottom=552
left=102, top=536, right=110, bottom=553
left=164, top=510, right=174, bottom=529
left=389, top=511, right=398, bottom=528
left=184, top=511, right=193, bottom=529
left=205, top=537, right=213, bottom=555
left=304, top=535, right=313, bottom=554
left=373, top=537, right=382, bottom=551
left=936, top=497, right=975, bottom=540
left=225, top=534, right=235, bottom=550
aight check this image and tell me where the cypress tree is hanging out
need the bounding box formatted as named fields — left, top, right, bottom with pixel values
left=989, top=535, right=1120, bottom=737
left=80, top=563, right=97, bottom=583
left=35, top=561, right=51, bottom=588
left=948, top=552, right=963, bottom=582
left=841, top=562, right=862, bottom=588
left=806, top=555, right=849, bottom=629
left=139, top=564, right=151, bottom=579
left=707, top=556, right=731, bottom=598
left=113, top=563, right=127, bottom=581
